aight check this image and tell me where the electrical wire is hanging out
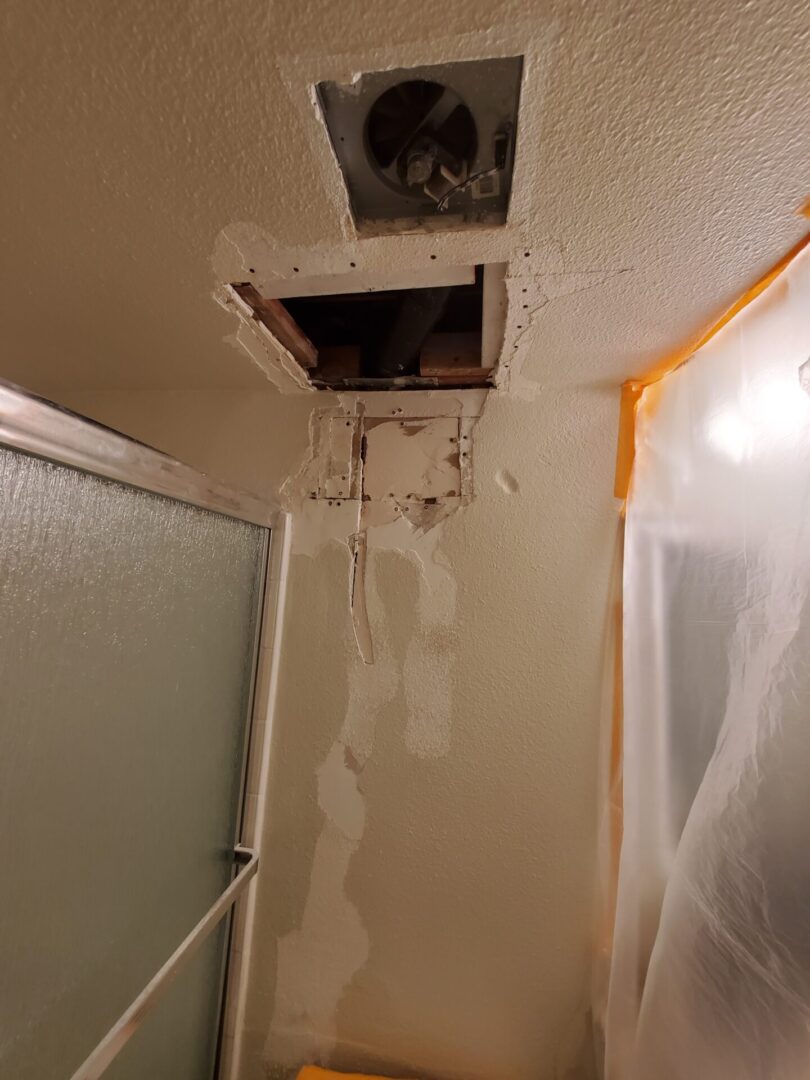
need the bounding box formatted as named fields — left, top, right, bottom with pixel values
left=436, top=166, right=501, bottom=212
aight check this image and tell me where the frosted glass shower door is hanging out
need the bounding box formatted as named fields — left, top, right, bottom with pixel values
left=0, top=432, right=267, bottom=1079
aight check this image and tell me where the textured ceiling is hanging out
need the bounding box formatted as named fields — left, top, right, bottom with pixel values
left=2, top=0, right=808, bottom=394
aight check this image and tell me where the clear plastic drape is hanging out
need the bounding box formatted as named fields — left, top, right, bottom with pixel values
left=606, top=242, right=810, bottom=1079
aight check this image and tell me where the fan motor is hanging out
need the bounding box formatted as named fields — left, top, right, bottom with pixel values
left=366, top=80, right=477, bottom=203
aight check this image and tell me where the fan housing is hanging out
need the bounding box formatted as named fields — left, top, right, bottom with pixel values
left=317, top=57, right=523, bottom=232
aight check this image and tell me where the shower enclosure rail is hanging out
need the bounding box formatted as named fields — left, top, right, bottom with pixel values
left=0, top=380, right=281, bottom=1080
left=69, top=847, right=259, bottom=1080
left=0, top=381, right=275, bottom=528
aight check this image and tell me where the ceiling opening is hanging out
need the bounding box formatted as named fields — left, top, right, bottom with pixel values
left=232, top=263, right=505, bottom=391
left=316, top=56, right=523, bottom=233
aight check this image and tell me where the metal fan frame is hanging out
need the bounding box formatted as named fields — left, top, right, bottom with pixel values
left=316, top=56, right=523, bottom=232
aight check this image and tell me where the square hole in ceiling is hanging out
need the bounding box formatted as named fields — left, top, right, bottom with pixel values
left=316, top=56, right=523, bottom=232
left=232, top=262, right=506, bottom=391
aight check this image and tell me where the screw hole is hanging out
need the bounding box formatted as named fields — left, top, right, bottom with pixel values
left=430, top=254, right=437, bottom=260
left=524, top=251, right=530, bottom=257
left=249, top=267, right=256, bottom=273
left=350, top=261, right=356, bottom=268
left=293, top=266, right=300, bottom=273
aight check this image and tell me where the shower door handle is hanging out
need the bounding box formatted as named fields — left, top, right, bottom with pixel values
left=69, top=845, right=258, bottom=1080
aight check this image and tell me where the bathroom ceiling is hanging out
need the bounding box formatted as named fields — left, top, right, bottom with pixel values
left=1, top=0, right=807, bottom=395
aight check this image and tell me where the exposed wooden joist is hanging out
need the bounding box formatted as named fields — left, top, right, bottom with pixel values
left=232, top=283, right=318, bottom=369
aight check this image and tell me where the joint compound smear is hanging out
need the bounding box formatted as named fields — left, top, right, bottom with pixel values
left=268, top=528, right=458, bottom=1066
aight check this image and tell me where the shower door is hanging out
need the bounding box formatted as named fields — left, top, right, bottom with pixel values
left=0, top=386, right=274, bottom=1080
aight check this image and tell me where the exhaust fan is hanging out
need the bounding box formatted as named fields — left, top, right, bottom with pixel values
left=317, top=56, right=523, bottom=231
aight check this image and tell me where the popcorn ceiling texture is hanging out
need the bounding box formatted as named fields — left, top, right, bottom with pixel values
left=2, top=0, right=808, bottom=1078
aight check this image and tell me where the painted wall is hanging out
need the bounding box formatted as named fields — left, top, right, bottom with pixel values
left=5, top=0, right=809, bottom=1077
left=62, top=383, right=615, bottom=1080
left=249, top=391, right=616, bottom=1080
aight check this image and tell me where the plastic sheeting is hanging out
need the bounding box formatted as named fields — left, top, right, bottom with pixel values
left=606, top=241, right=810, bottom=1079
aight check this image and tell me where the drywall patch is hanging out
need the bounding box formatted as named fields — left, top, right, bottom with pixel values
left=283, top=397, right=481, bottom=529
left=495, top=253, right=633, bottom=401
left=282, top=391, right=483, bottom=665
left=318, top=743, right=365, bottom=842
left=268, top=554, right=399, bottom=1068
left=363, top=418, right=461, bottom=501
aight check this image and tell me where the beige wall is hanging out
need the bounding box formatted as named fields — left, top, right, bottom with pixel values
left=62, top=384, right=616, bottom=1080
left=59, top=390, right=312, bottom=501
left=245, top=388, right=616, bottom=1080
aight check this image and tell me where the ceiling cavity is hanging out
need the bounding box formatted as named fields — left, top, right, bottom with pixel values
left=230, top=262, right=507, bottom=392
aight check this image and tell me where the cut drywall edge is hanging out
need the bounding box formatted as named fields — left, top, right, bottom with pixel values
left=349, top=529, right=374, bottom=665
left=281, top=388, right=485, bottom=663
left=216, top=284, right=317, bottom=395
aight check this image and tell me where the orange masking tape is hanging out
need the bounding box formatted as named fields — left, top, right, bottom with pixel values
left=613, top=382, right=644, bottom=500
left=614, top=225, right=810, bottom=501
